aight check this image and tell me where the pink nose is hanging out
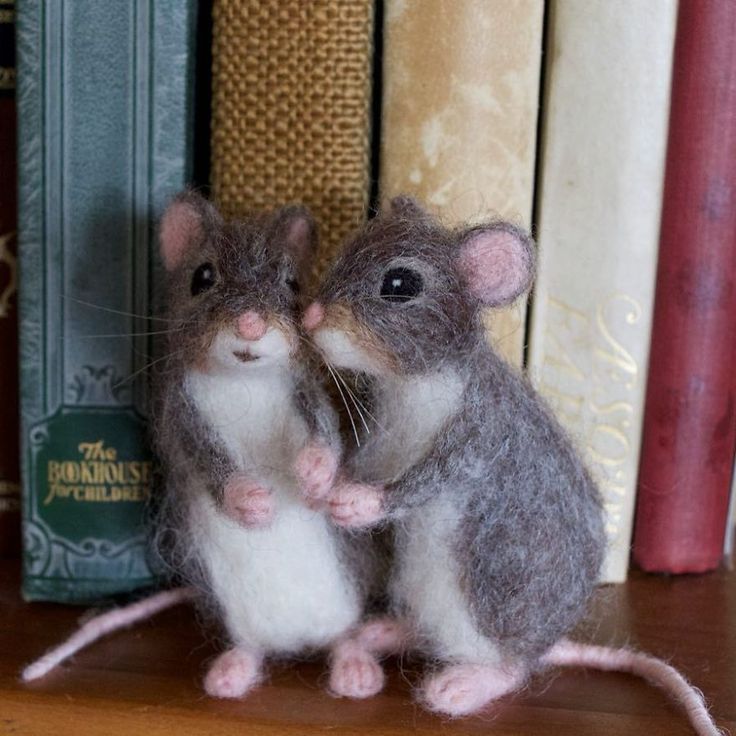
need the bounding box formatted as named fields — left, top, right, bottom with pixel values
left=237, top=311, right=267, bottom=341
left=302, top=302, right=325, bottom=332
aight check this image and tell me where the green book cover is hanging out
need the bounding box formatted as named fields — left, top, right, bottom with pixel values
left=17, top=0, right=197, bottom=602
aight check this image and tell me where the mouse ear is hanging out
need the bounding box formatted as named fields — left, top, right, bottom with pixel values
left=159, top=191, right=219, bottom=271
left=456, top=224, right=535, bottom=307
left=386, top=195, right=430, bottom=220
left=270, top=204, right=318, bottom=273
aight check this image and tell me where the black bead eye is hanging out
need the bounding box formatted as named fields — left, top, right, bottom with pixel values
left=380, top=267, right=424, bottom=302
left=286, top=277, right=300, bottom=294
left=191, top=262, right=216, bottom=296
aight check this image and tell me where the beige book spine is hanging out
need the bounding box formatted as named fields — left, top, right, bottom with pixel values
left=528, top=0, right=677, bottom=582
left=379, top=0, right=543, bottom=365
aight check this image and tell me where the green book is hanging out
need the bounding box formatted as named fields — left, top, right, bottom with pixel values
left=17, top=0, right=197, bottom=602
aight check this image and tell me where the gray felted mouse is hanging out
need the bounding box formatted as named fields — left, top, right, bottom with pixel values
left=299, top=197, right=721, bottom=735
left=21, top=192, right=384, bottom=698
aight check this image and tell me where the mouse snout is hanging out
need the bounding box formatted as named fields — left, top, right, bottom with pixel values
left=237, top=311, right=268, bottom=341
left=302, top=302, right=325, bottom=332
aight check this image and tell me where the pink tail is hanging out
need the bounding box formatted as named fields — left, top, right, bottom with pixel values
left=21, top=587, right=197, bottom=682
left=541, top=639, right=723, bottom=736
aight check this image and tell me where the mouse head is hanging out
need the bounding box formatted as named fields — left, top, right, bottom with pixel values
left=304, top=196, right=534, bottom=376
left=159, top=190, right=316, bottom=373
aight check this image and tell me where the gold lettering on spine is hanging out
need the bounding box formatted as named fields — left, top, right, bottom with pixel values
left=540, top=293, right=642, bottom=550
left=43, top=440, right=151, bottom=506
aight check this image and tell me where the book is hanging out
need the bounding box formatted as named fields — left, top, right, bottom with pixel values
left=210, top=0, right=374, bottom=277
left=0, top=0, right=20, bottom=558
left=632, top=0, right=736, bottom=574
left=378, top=0, right=543, bottom=366
left=17, top=0, right=197, bottom=601
left=527, top=0, right=677, bottom=582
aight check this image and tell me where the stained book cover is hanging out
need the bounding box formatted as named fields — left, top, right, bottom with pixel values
left=17, top=0, right=197, bottom=601
left=0, top=0, right=20, bottom=557
left=210, top=0, right=374, bottom=278
left=632, top=0, right=736, bottom=574
left=527, top=0, right=676, bottom=582
left=378, top=0, right=543, bottom=366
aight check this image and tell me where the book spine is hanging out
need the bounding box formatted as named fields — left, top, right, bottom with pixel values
left=528, top=0, right=677, bottom=582
left=210, top=0, right=374, bottom=276
left=17, top=0, right=197, bottom=601
left=632, top=0, right=736, bottom=574
left=0, top=0, right=20, bottom=557
left=378, top=0, right=543, bottom=366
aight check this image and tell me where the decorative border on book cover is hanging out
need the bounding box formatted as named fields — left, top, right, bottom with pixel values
left=17, top=0, right=196, bottom=602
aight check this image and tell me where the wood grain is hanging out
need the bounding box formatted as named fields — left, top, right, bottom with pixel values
left=1, top=560, right=733, bottom=735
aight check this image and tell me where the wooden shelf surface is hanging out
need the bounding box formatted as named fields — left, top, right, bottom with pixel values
left=1, top=559, right=734, bottom=735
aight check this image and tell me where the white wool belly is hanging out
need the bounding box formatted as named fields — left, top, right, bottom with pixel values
left=392, top=495, right=502, bottom=665
left=363, top=369, right=502, bottom=664
left=191, top=493, right=360, bottom=653
left=185, top=367, right=360, bottom=653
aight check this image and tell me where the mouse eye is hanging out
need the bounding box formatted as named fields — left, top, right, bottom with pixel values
left=380, top=267, right=424, bottom=302
left=286, top=277, right=300, bottom=294
left=191, top=262, right=216, bottom=296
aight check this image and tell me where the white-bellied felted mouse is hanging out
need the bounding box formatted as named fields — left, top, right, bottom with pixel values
left=300, top=196, right=722, bottom=736
left=21, top=192, right=386, bottom=700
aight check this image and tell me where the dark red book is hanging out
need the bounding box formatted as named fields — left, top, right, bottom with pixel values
left=0, top=0, right=20, bottom=558
left=632, top=0, right=736, bottom=573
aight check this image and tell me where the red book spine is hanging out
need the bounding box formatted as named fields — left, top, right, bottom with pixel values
left=0, top=0, right=20, bottom=557
left=633, top=0, right=736, bottom=573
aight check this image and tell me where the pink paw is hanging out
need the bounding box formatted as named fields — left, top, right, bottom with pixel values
left=329, top=481, right=386, bottom=528
left=223, top=476, right=274, bottom=528
left=294, top=443, right=339, bottom=508
left=421, top=663, right=525, bottom=716
left=355, top=617, right=410, bottom=655
left=330, top=643, right=385, bottom=699
left=204, top=648, right=262, bottom=699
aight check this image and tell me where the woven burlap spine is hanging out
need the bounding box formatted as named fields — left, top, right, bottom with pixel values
left=211, top=0, right=374, bottom=277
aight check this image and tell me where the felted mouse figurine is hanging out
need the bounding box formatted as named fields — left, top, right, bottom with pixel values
left=21, top=192, right=387, bottom=699
left=300, top=196, right=721, bottom=736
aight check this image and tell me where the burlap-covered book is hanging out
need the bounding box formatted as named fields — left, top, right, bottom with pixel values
left=17, top=0, right=197, bottom=602
left=210, top=0, right=375, bottom=276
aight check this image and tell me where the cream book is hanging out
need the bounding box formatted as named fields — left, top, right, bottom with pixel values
left=528, top=0, right=677, bottom=582
left=379, top=0, right=543, bottom=366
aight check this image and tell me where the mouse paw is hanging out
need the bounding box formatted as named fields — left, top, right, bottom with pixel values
left=329, top=482, right=385, bottom=528
left=204, top=647, right=263, bottom=699
left=294, top=442, right=339, bottom=508
left=223, top=476, right=274, bottom=528
left=420, top=662, right=525, bottom=716
left=329, top=642, right=385, bottom=699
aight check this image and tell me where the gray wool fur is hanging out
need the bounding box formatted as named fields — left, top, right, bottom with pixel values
left=314, top=196, right=606, bottom=668
left=151, top=192, right=380, bottom=641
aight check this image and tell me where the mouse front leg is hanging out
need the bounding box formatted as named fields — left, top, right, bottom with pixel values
left=292, top=370, right=343, bottom=508
left=294, top=442, right=339, bottom=509
left=222, top=474, right=275, bottom=528
left=328, top=479, right=387, bottom=528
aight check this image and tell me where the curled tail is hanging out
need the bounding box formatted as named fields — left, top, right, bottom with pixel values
left=541, top=639, right=723, bottom=736
left=21, top=586, right=198, bottom=682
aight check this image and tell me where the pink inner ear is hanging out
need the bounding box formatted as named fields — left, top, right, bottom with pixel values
left=160, top=201, right=202, bottom=271
left=458, top=229, right=532, bottom=306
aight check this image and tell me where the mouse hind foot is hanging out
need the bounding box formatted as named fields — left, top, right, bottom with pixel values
left=328, top=616, right=412, bottom=699
left=204, top=646, right=264, bottom=699
left=420, top=661, right=526, bottom=717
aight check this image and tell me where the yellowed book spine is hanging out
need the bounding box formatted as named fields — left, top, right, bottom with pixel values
left=528, top=0, right=677, bottom=582
left=379, top=0, right=543, bottom=365
left=210, top=0, right=374, bottom=275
